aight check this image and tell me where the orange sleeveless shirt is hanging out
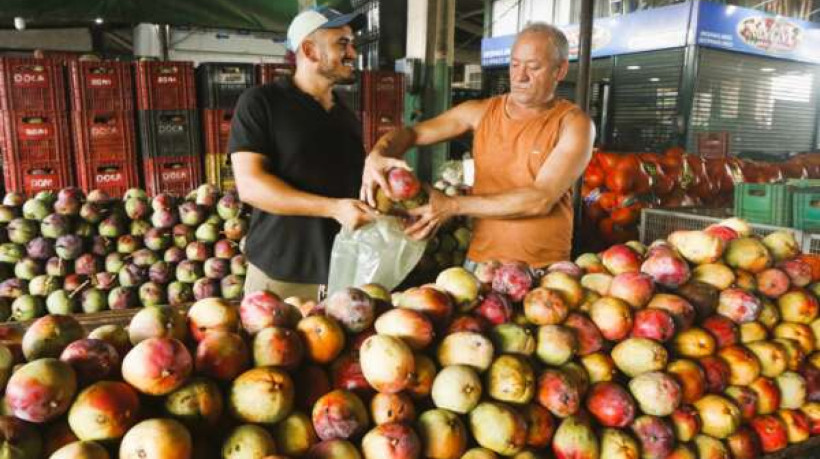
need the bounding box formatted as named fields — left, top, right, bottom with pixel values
left=468, top=95, right=578, bottom=268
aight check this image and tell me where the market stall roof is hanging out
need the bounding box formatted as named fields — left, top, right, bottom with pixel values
left=0, top=0, right=350, bottom=32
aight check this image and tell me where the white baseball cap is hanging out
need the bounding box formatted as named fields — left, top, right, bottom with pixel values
left=287, top=6, right=365, bottom=52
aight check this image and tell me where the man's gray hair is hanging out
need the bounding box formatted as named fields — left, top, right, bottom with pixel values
left=516, top=22, right=569, bottom=64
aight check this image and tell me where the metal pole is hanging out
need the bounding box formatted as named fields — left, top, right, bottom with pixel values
left=572, top=0, right=594, bottom=257
left=575, top=1, right=594, bottom=112
left=90, top=24, right=104, bottom=55
left=158, top=24, right=170, bottom=61
left=483, top=0, right=492, bottom=38
left=417, top=0, right=454, bottom=182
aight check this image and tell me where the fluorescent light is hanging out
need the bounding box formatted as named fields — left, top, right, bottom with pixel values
left=94, top=17, right=104, bottom=24
left=760, top=67, right=776, bottom=72
left=649, top=77, right=660, bottom=82
left=627, top=65, right=641, bottom=70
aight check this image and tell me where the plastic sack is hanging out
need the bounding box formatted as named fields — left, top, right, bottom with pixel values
left=327, top=216, right=427, bottom=295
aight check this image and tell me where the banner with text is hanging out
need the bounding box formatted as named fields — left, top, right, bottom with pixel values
left=696, top=0, right=820, bottom=64
left=481, top=2, right=693, bottom=67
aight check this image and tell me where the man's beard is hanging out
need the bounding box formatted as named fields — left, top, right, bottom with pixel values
left=318, top=57, right=356, bottom=85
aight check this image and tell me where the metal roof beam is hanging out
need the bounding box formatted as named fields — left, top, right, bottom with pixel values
left=455, top=19, right=482, bottom=36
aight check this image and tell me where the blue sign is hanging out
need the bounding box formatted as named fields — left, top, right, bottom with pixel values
left=481, top=2, right=693, bottom=67
left=481, top=0, right=820, bottom=67
left=481, top=35, right=516, bottom=67
left=696, top=1, right=820, bottom=64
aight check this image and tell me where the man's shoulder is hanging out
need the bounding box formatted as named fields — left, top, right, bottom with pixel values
left=556, top=99, right=592, bottom=125
left=464, top=96, right=501, bottom=119
left=455, top=96, right=496, bottom=130
left=451, top=97, right=492, bottom=117
left=557, top=98, right=584, bottom=113
left=237, top=83, right=287, bottom=108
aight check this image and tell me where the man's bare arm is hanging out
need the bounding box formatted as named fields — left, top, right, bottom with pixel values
left=362, top=99, right=488, bottom=204
left=371, top=99, right=488, bottom=158
left=233, top=152, right=374, bottom=229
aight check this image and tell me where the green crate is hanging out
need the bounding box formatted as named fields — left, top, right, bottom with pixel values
left=733, top=183, right=792, bottom=227
left=792, top=187, right=820, bottom=232
left=787, top=179, right=820, bottom=188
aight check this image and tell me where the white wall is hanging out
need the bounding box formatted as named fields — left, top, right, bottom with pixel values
left=553, top=0, right=574, bottom=25
left=134, top=24, right=288, bottom=64
left=520, top=0, right=555, bottom=24
left=490, top=0, right=574, bottom=36
left=406, top=0, right=429, bottom=60
left=169, top=29, right=288, bottom=64
left=491, top=0, right=520, bottom=37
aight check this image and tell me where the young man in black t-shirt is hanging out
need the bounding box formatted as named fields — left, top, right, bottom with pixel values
left=229, top=7, right=375, bottom=300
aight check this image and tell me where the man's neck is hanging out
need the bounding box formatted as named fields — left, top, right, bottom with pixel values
left=293, top=71, right=335, bottom=110
left=505, top=95, right=557, bottom=120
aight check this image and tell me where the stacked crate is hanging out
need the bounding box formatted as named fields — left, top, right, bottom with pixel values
left=37, top=51, right=82, bottom=66
left=360, top=70, right=404, bottom=152
left=69, top=61, right=139, bottom=197
left=135, top=61, right=202, bottom=196
left=0, top=57, right=73, bottom=194
left=256, top=63, right=294, bottom=86
left=197, top=63, right=255, bottom=191
left=202, top=110, right=235, bottom=190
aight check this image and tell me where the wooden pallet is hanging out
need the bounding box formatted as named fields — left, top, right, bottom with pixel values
left=0, top=300, right=242, bottom=333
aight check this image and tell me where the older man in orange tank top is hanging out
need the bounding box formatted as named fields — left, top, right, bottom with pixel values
left=361, top=23, right=595, bottom=269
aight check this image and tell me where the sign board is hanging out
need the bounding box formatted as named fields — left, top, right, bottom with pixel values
left=696, top=1, right=820, bottom=64
left=482, top=0, right=820, bottom=67
left=481, top=2, right=693, bottom=67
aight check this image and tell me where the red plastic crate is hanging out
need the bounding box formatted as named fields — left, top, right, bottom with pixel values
left=1, top=111, right=72, bottom=164
left=69, top=61, right=134, bottom=111
left=360, top=71, right=404, bottom=152
left=72, top=109, right=140, bottom=199
left=363, top=111, right=402, bottom=153
left=143, top=154, right=203, bottom=197
left=0, top=57, right=67, bottom=111
left=77, top=157, right=140, bottom=197
left=360, top=70, right=403, bottom=115
left=3, top=162, right=74, bottom=195
left=697, top=132, right=730, bottom=159
left=1, top=111, right=74, bottom=194
left=71, top=110, right=137, bottom=163
left=135, top=61, right=196, bottom=110
left=202, top=109, right=233, bottom=153
left=37, top=51, right=82, bottom=65
left=360, top=71, right=403, bottom=151
left=256, top=63, right=295, bottom=85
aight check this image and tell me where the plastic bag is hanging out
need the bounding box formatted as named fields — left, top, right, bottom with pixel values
left=327, top=216, right=427, bottom=295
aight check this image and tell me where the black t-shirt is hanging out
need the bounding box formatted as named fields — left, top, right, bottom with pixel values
left=228, top=79, right=364, bottom=284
